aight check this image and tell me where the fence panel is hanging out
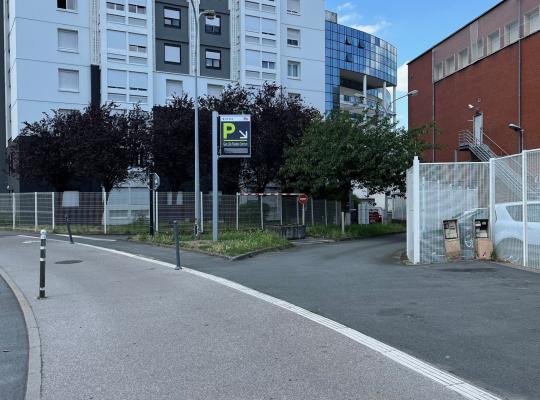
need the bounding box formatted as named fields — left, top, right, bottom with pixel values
left=493, top=155, right=523, bottom=265
left=526, top=151, right=540, bottom=270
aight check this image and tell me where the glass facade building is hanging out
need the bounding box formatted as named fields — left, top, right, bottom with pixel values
left=325, top=17, right=397, bottom=114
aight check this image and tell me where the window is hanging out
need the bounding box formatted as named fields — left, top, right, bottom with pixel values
left=261, top=52, right=276, bottom=69
left=129, top=72, right=147, bottom=91
left=164, top=44, right=181, bottom=63
left=164, top=8, right=180, bottom=28
left=287, top=28, right=300, bottom=47
left=287, top=0, right=300, bottom=15
left=106, top=2, right=125, bottom=11
left=205, top=50, right=221, bottom=69
left=261, top=18, right=276, bottom=35
left=345, top=53, right=353, bottom=62
left=58, top=69, right=79, bottom=92
left=488, top=30, right=500, bottom=54
left=245, top=16, right=259, bottom=33
left=128, top=33, right=147, bottom=53
left=261, top=4, right=275, bottom=13
left=288, top=92, right=301, bottom=100
left=458, top=48, right=468, bottom=69
left=505, top=20, right=519, bottom=45
left=205, top=15, right=221, bottom=34
left=525, top=8, right=540, bottom=35
left=166, top=80, right=183, bottom=98
left=107, top=69, right=127, bottom=89
left=57, top=0, right=77, bottom=11
left=472, top=39, right=484, bottom=61
left=434, top=63, right=443, bottom=80
left=287, top=61, right=300, bottom=78
left=207, top=84, right=224, bottom=97
left=245, top=1, right=259, bottom=11
left=107, top=30, right=126, bottom=50
left=445, top=56, right=455, bottom=75
left=128, top=3, right=146, bottom=14
left=58, top=29, right=78, bottom=52
left=246, top=50, right=260, bottom=67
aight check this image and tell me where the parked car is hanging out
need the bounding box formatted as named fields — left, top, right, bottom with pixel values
left=369, top=209, right=382, bottom=224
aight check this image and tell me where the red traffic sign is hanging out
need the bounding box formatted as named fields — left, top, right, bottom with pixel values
left=298, top=194, right=309, bottom=206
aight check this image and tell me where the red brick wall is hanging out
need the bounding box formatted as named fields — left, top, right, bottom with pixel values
left=409, top=33, right=540, bottom=162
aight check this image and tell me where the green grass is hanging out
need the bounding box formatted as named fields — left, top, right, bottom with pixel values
left=131, top=230, right=292, bottom=257
left=306, top=223, right=406, bottom=241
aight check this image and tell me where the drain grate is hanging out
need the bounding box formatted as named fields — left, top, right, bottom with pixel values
left=55, top=260, right=83, bottom=265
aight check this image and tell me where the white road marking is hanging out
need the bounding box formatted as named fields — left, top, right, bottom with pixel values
left=30, top=238, right=502, bottom=400
left=56, top=234, right=117, bottom=242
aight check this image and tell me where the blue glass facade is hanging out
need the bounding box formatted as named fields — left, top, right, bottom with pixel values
left=325, top=20, right=398, bottom=113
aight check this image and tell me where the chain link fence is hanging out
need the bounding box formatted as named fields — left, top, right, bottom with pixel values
left=0, top=191, right=343, bottom=235
left=407, top=149, right=540, bottom=271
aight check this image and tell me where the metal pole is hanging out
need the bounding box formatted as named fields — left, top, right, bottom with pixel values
left=260, top=196, right=264, bottom=230
left=522, top=150, right=528, bottom=267
left=412, top=156, right=421, bottom=264
left=489, top=158, right=495, bottom=244
left=191, top=0, right=201, bottom=238
left=235, top=192, right=239, bottom=231
left=51, top=192, right=55, bottom=232
left=212, top=111, right=219, bottom=242
left=341, top=212, right=345, bottom=235
left=149, top=176, right=154, bottom=236
left=155, top=191, right=159, bottom=233
left=311, top=200, right=314, bottom=226
left=200, top=191, right=204, bottom=234
left=12, top=192, right=15, bottom=230
left=38, top=230, right=47, bottom=299
left=296, top=201, right=300, bottom=225
left=280, top=195, right=283, bottom=225
left=65, top=214, right=74, bottom=244
left=174, top=221, right=182, bottom=270
left=302, top=204, right=305, bottom=226
left=34, top=192, right=38, bottom=232
left=324, top=199, right=328, bottom=226
left=103, top=189, right=107, bottom=235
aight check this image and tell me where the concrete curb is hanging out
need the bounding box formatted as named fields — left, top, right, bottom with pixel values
left=0, top=266, right=42, bottom=400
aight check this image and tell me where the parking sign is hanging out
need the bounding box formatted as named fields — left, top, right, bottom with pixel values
left=220, top=115, right=251, bottom=158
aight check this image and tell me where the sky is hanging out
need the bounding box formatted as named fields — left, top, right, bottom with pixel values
left=324, top=0, right=502, bottom=127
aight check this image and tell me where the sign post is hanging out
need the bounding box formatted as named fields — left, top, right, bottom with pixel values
left=298, top=194, right=309, bottom=226
left=212, top=114, right=252, bottom=242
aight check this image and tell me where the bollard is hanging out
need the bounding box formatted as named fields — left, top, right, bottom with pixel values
left=38, top=230, right=47, bottom=299
left=174, top=221, right=182, bottom=270
left=65, top=214, right=74, bottom=244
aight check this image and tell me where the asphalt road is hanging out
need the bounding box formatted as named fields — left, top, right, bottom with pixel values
left=0, top=232, right=465, bottom=400
left=46, top=232, right=540, bottom=400
left=0, top=269, right=28, bottom=400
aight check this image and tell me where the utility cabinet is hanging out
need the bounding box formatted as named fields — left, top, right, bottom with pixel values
left=443, top=219, right=461, bottom=260
left=474, top=219, right=493, bottom=260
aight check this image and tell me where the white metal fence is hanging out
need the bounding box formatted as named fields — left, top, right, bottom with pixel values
left=0, top=190, right=343, bottom=235
left=407, top=149, right=540, bottom=270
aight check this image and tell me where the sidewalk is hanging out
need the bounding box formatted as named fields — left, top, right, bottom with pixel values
left=0, top=234, right=467, bottom=400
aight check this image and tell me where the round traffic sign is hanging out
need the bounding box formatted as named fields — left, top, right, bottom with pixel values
left=298, top=193, right=309, bottom=206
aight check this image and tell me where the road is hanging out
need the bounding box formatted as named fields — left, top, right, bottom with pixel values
left=38, top=232, right=540, bottom=400
left=0, top=268, right=28, bottom=400
left=0, top=232, right=467, bottom=400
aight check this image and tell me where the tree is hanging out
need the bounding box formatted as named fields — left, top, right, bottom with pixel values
left=10, top=110, right=83, bottom=191
left=77, top=104, right=148, bottom=193
left=280, top=111, right=432, bottom=200
left=241, top=83, right=320, bottom=192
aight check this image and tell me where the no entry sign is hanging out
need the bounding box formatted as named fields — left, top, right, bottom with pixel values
left=298, top=193, right=309, bottom=205
left=220, top=115, right=251, bottom=158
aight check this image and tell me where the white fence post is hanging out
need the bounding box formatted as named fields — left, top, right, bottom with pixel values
left=236, top=193, right=239, bottom=231
left=154, top=191, right=159, bottom=232
left=260, top=196, right=264, bottom=230
left=489, top=158, right=495, bottom=245
left=341, top=212, right=345, bottom=234
left=413, top=156, right=421, bottom=264
left=52, top=192, right=55, bottom=231
left=34, top=192, right=38, bottom=232
left=522, top=151, right=528, bottom=268
left=280, top=195, right=283, bottom=225
left=12, top=192, right=16, bottom=230
left=102, top=189, right=107, bottom=235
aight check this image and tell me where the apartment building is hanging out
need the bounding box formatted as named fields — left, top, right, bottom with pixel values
left=409, top=0, right=540, bottom=162
left=1, top=0, right=396, bottom=192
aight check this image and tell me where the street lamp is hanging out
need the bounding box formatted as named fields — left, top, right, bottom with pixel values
left=189, top=0, right=216, bottom=237
left=509, top=123, right=524, bottom=153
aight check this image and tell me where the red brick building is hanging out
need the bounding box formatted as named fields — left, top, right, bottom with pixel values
left=408, top=0, right=540, bottom=162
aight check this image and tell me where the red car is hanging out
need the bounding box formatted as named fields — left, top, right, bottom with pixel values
left=369, top=209, right=382, bottom=224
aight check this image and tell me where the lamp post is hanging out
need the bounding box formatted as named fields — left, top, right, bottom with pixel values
left=189, top=0, right=216, bottom=237
left=388, top=89, right=418, bottom=122
left=509, top=123, right=524, bottom=153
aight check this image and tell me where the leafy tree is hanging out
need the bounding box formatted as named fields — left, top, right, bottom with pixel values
left=241, top=83, right=320, bottom=192
left=280, top=111, right=432, bottom=200
left=10, top=110, right=83, bottom=191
